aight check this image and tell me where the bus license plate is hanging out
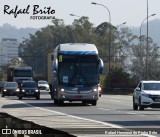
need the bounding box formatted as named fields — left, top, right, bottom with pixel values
left=26, top=92, right=34, bottom=95
left=75, top=95, right=82, bottom=99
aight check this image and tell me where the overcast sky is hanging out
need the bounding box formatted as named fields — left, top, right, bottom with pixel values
left=0, top=0, right=159, bottom=28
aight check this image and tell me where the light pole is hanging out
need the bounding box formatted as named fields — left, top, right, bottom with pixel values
left=139, top=13, right=155, bottom=80
left=114, top=22, right=127, bottom=68
left=117, top=22, right=127, bottom=28
left=91, top=2, right=111, bottom=91
left=146, top=0, right=148, bottom=80
left=69, top=14, right=81, bottom=18
left=34, top=51, right=38, bottom=81
left=139, top=14, right=155, bottom=46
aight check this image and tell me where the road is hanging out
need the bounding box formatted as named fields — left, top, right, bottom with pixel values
left=1, top=91, right=160, bottom=136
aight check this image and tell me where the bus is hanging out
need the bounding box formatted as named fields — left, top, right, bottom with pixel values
left=7, top=66, right=33, bottom=86
left=50, top=43, right=104, bottom=106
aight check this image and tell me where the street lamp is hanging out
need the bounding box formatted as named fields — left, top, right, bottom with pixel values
left=146, top=0, right=148, bottom=80
left=114, top=22, right=127, bottom=68
left=117, top=22, right=127, bottom=28
left=139, top=11, right=156, bottom=80
left=139, top=14, right=155, bottom=44
left=91, top=2, right=111, bottom=91
left=34, top=51, right=38, bottom=81
left=69, top=14, right=81, bottom=18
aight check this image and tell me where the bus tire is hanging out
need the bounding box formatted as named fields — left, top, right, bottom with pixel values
left=58, top=100, right=64, bottom=106
left=36, top=96, right=40, bottom=100
left=92, top=100, right=97, bottom=106
left=1, top=92, right=5, bottom=97
left=54, top=98, right=58, bottom=104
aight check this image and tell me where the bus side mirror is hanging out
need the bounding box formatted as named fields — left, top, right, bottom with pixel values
left=53, top=59, right=58, bottom=71
left=99, top=58, right=104, bottom=74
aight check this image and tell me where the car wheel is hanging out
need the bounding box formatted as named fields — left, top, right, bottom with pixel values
left=36, top=96, right=40, bottom=100
left=57, top=100, right=64, bottom=106
left=1, top=93, right=5, bottom=97
left=133, top=97, right=138, bottom=110
left=19, top=96, right=22, bottom=100
left=139, top=98, right=144, bottom=110
left=92, top=100, right=97, bottom=106
left=54, top=98, right=58, bottom=104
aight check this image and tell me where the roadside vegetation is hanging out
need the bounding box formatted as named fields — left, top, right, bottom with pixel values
left=1, top=17, right=160, bottom=92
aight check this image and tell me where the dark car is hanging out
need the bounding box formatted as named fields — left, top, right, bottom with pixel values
left=1, top=82, right=19, bottom=97
left=17, top=81, right=40, bottom=100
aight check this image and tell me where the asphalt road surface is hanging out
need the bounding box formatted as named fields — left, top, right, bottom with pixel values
left=1, top=91, right=160, bottom=136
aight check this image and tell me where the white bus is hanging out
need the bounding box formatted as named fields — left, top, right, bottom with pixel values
left=50, top=43, right=104, bottom=106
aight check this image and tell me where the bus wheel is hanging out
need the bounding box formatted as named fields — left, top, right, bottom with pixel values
left=1, top=93, right=5, bottom=97
left=36, top=96, right=40, bottom=100
left=54, top=98, right=58, bottom=104
left=92, top=101, right=97, bottom=106
left=58, top=100, right=64, bottom=106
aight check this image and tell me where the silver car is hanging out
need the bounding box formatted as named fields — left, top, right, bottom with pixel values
left=38, top=80, right=50, bottom=91
left=133, top=80, right=160, bottom=110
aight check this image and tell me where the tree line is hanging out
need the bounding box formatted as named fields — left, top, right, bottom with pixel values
left=1, top=17, right=160, bottom=89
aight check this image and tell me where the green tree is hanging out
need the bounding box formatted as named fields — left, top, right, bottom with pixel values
left=130, top=35, right=160, bottom=80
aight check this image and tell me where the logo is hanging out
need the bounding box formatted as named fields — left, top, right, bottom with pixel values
left=3, top=5, right=55, bottom=20
left=2, top=129, right=11, bottom=134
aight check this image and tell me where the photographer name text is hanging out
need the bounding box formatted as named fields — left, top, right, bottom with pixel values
left=4, top=5, right=55, bottom=20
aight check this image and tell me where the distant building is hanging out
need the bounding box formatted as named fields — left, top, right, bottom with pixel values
left=0, top=38, right=19, bottom=65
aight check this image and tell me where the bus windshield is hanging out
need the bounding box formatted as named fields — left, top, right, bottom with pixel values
left=58, top=55, right=99, bottom=86
left=14, top=69, right=33, bottom=77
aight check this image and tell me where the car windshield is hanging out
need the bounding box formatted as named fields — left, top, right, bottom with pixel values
left=22, top=82, right=37, bottom=88
left=38, top=81, right=47, bottom=84
left=143, top=83, right=160, bottom=90
left=4, top=82, right=18, bottom=88
left=58, top=55, right=99, bottom=86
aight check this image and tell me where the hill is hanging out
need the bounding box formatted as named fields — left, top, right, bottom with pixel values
left=0, top=24, right=38, bottom=43
left=131, top=19, right=160, bottom=46
left=0, top=19, right=160, bottom=46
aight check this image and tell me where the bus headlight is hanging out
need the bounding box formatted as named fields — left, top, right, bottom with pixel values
left=3, top=89, right=7, bottom=92
left=60, top=88, right=65, bottom=92
left=93, top=88, right=98, bottom=92
left=35, top=89, right=39, bottom=92
left=22, top=89, right=25, bottom=92
left=16, top=88, right=20, bottom=92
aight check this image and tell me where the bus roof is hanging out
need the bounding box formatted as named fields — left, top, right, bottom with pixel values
left=58, top=43, right=98, bottom=55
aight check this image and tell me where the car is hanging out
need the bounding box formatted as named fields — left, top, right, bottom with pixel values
left=1, top=82, right=19, bottom=97
left=17, top=81, right=40, bottom=100
left=133, top=80, right=160, bottom=110
left=38, top=80, right=50, bottom=91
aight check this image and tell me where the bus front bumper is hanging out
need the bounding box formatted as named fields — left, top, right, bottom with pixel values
left=58, top=91, right=99, bottom=101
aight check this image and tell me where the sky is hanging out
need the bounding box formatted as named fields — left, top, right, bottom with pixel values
left=0, top=0, right=159, bottom=28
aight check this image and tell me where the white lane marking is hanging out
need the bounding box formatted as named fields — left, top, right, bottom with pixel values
left=13, top=100, right=122, bottom=128
left=108, top=100, right=121, bottom=103
left=98, top=108, right=110, bottom=111
left=1, top=98, right=156, bottom=137
left=140, top=115, right=146, bottom=116
left=127, top=112, right=137, bottom=115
